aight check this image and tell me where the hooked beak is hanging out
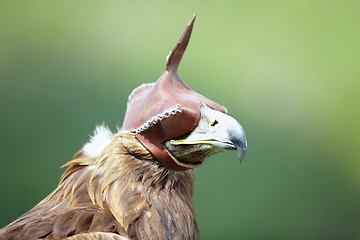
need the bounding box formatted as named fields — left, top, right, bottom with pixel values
left=170, top=106, right=248, bottom=163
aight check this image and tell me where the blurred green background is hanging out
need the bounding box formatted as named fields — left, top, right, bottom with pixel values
left=1, top=1, right=359, bottom=239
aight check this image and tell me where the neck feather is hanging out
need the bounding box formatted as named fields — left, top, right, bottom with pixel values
left=89, top=132, right=198, bottom=240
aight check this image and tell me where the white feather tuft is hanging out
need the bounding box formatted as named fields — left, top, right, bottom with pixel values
left=83, top=125, right=113, bottom=158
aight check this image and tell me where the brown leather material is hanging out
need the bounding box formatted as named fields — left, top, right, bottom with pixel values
left=122, top=15, right=227, bottom=171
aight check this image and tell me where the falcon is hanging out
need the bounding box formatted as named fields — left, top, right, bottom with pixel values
left=0, top=15, right=247, bottom=240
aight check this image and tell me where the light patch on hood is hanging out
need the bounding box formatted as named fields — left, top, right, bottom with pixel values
left=83, top=125, right=113, bottom=157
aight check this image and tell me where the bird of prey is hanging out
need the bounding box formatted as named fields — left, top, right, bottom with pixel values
left=0, top=15, right=247, bottom=240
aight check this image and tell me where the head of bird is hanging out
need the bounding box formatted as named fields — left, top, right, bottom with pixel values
left=122, top=15, right=248, bottom=171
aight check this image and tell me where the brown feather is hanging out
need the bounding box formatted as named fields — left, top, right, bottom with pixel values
left=64, top=232, right=128, bottom=240
left=0, top=132, right=197, bottom=240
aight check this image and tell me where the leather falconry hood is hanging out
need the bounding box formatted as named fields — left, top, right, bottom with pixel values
left=122, top=15, right=227, bottom=171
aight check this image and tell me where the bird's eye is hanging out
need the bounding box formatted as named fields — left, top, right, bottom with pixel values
left=210, top=120, right=218, bottom=127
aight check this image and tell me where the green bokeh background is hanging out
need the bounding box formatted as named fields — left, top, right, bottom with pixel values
left=1, top=1, right=359, bottom=239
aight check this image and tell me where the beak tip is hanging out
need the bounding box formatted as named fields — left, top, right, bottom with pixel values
left=237, top=145, right=247, bottom=164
